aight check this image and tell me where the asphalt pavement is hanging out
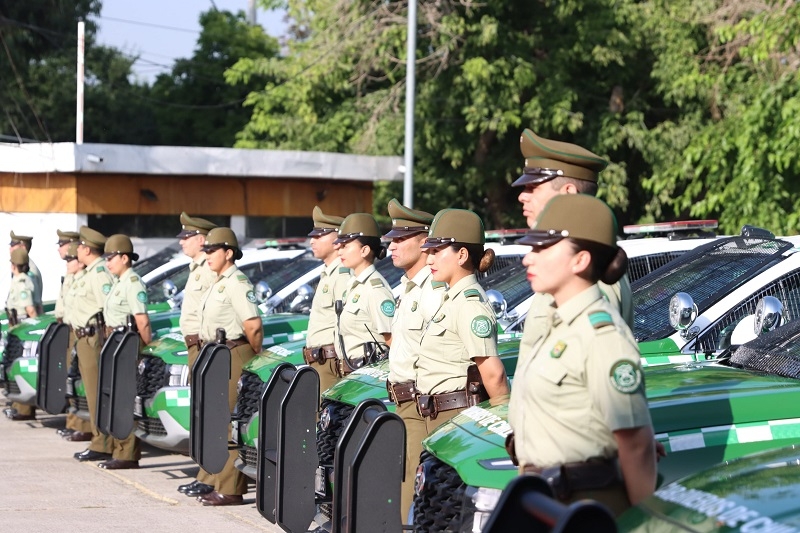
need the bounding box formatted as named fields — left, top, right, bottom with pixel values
left=0, top=411, right=287, bottom=532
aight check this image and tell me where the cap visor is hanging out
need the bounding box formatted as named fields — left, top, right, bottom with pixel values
left=333, top=236, right=356, bottom=245
left=308, top=228, right=335, bottom=237
left=177, top=230, right=198, bottom=238
left=511, top=173, right=555, bottom=188
left=384, top=228, right=427, bottom=239
left=517, top=232, right=564, bottom=247
left=101, top=252, right=115, bottom=258
left=421, top=240, right=450, bottom=250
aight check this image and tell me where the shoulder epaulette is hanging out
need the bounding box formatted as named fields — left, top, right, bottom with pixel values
left=431, top=281, right=447, bottom=289
left=339, top=267, right=350, bottom=274
left=588, top=311, right=614, bottom=330
left=464, top=288, right=483, bottom=301
left=96, top=266, right=105, bottom=273
left=237, top=274, right=248, bottom=282
left=370, top=278, right=384, bottom=287
left=130, top=275, right=139, bottom=282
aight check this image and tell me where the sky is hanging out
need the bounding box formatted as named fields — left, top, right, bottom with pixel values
left=95, top=0, right=286, bottom=83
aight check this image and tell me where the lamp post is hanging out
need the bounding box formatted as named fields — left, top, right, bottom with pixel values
left=402, top=0, right=417, bottom=208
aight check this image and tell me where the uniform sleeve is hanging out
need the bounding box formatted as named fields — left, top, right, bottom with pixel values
left=367, top=285, right=395, bottom=335
left=456, top=299, right=498, bottom=358
left=229, top=278, right=260, bottom=323
left=126, top=279, right=148, bottom=314
left=586, top=330, right=651, bottom=431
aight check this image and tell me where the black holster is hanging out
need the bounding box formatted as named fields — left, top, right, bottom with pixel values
left=7, top=308, right=18, bottom=327
left=466, top=363, right=489, bottom=406
left=93, top=312, right=106, bottom=346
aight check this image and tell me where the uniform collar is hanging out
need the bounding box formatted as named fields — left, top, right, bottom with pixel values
left=446, top=274, right=478, bottom=299
left=116, top=267, right=134, bottom=283
left=351, top=264, right=377, bottom=286
left=402, top=265, right=431, bottom=292
left=190, top=253, right=207, bottom=271
left=219, top=264, right=238, bottom=279
left=86, top=256, right=104, bottom=271
left=324, top=257, right=343, bottom=276
left=554, top=284, right=603, bottom=326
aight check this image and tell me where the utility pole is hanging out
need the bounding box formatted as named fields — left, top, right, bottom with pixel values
left=247, top=0, right=257, bottom=24
left=76, top=20, right=85, bottom=144
left=402, top=1, right=417, bottom=208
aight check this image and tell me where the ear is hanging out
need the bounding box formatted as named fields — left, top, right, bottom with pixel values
left=224, top=248, right=234, bottom=262
left=560, top=182, right=579, bottom=195
left=571, top=249, right=593, bottom=275
left=458, top=246, right=469, bottom=266
left=360, top=243, right=371, bottom=259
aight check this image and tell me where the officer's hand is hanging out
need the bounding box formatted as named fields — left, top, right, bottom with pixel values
left=655, top=440, right=667, bottom=461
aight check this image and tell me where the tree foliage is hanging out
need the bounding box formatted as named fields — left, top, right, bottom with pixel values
left=235, top=0, right=800, bottom=234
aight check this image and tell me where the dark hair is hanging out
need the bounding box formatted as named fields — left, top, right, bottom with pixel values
left=550, top=176, right=598, bottom=196
left=120, top=253, right=136, bottom=265
left=356, top=236, right=386, bottom=261
left=569, top=238, right=627, bottom=284
left=451, top=243, right=495, bottom=273
left=17, top=263, right=30, bottom=274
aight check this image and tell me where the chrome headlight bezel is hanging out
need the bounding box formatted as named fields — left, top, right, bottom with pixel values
left=166, top=364, right=189, bottom=387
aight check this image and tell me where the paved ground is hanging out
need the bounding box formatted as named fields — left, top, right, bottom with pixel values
left=0, top=411, right=286, bottom=532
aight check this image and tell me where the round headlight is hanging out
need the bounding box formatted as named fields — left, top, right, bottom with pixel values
left=236, top=376, right=244, bottom=395
left=138, top=359, right=147, bottom=375
left=414, top=463, right=426, bottom=496
left=319, top=406, right=333, bottom=431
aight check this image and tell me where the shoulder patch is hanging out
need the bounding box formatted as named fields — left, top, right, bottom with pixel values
left=136, top=291, right=147, bottom=303
left=19, top=291, right=27, bottom=299
left=464, top=288, right=483, bottom=301
left=96, top=266, right=105, bottom=273
left=370, top=278, right=384, bottom=287
left=130, top=275, right=139, bottom=282
left=588, top=311, right=614, bottom=330
left=609, top=359, right=642, bottom=394
left=339, top=267, right=350, bottom=274
left=471, top=315, right=492, bottom=338
left=380, top=299, right=395, bottom=317
left=246, top=290, right=256, bottom=303
left=102, top=283, right=111, bottom=295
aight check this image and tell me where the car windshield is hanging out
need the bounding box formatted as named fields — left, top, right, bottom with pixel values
left=730, top=319, right=800, bottom=379
left=244, top=254, right=321, bottom=293
left=146, top=263, right=191, bottom=304
left=133, top=244, right=182, bottom=278
left=479, top=263, right=530, bottom=310
left=632, top=237, right=793, bottom=342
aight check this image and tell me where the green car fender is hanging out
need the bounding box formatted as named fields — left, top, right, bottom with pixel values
left=2, top=315, right=57, bottom=395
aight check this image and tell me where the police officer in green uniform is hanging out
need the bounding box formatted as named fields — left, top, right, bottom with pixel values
left=71, top=226, right=115, bottom=462
left=4, top=248, right=38, bottom=421
left=301, top=206, right=351, bottom=395
left=9, top=231, right=42, bottom=315
left=513, top=129, right=633, bottom=331
left=382, top=199, right=442, bottom=521
left=415, top=209, right=509, bottom=436
left=59, top=240, right=95, bottom=440
left=508, top=194, right=656, bottom=515
left=331, top=213, right=394, bottom=382
left=174, top=213, right=219, bottom=497
left=196, top=227, right=263, bottom=506
left=96, top=234, right=151, bottom=470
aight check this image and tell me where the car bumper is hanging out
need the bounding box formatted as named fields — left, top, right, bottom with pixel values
left=134, top=386, right=191, bottom=454
left=5, top=357, right=38, bottom=404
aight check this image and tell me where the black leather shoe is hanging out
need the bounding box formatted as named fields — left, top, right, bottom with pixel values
left=178, top=480, right=200, bottom=494
left=185, top=483, right=214, bottom=497
left=8, top=413, right=35, bottom=421
left=57, top=428, right=74, bottom=437
left=198, top=491, right=244, bottom=506
left=64, top=431, right=92, bottom=442
left=74, top=449, right=111, bottom=462
left=98, top=459, right=139, bottom=470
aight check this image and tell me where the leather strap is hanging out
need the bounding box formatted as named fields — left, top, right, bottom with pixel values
left=416, top=389, right=470, bottom=419
left=521, top=457, right=619, bottom=498
left=302, top=344, right=337, bottom=365
left=225, top=337, right=249, bottom=350
left=184, top=334, right=200, bottom=349
left=387, top=380, right=418, bottom=404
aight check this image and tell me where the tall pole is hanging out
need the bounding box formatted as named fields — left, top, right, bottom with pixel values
left=402, top=1, right=417, bottom=208
left=76, top=21, right=85, bottom=144
left=247, top=0, right=257, bottom=24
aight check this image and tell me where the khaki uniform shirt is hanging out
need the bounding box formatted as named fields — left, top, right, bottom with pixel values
left=68, top=257, right=113, bottom=327
left=55, top=271, right=71, bottom=320
left=179, top=254, right=216, bottom=337
left=387, top=266, right=444, bottom=384
left=28, top=258, right=43, bottom=309
left=104, top=268, right=148, bottom=328
left=518, top=276, right=633, bottom=363
left=415, top=274, right=499, bottom=395
left=305, top=258, right=351, bottom=348
left=508, top=284, right=651, bottom=468
left=61, top=272, right=79, bottom=327
left=334, top=264, right=394, bottom=360
left=199, top=265, right=260, bottom=342
left=6, top=272, right=35, bottom=318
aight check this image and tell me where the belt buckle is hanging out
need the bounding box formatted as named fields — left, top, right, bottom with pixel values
left=541, top=465, right=568, bottom=499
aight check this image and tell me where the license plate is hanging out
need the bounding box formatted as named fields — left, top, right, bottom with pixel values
left=133, top=396, right=143, bottom=418
left=315, top=466, right=327, bottom=497
left=65, top=377, right=74, bottom=397
left=231, top=420, right=239, bottom=446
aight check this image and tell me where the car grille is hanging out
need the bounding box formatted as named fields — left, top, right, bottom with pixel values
left=239, top=446, right=258, bottom=470
left=137, top=417, right=167, bottom=437
left=7, top=382, right=20, bottom=395
left=1, top=334, right=24, bottom=379
left=137, top=355, right=167, bottom=399
left=75, top=396, right=88, bottom=412
left=413, top=452, right=468, bottom=533
left=317, top=399, right=354, bottom=466
left=234, top=371, right=268, bottom=471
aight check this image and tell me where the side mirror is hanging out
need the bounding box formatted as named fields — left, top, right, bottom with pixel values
left=669, top=292, right=698, bottom=335
left=754, top=296, right=783, bottom=335
left=255, top=281, right=272, bottom=304
left=485, top=290, right=507, bottom=319
left=289, top=284, right=314, bottom=314
left=162, top=279, right=178, bottom=299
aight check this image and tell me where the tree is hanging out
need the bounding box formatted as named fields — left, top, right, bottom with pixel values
left=149, top=9, right=279, bottom=147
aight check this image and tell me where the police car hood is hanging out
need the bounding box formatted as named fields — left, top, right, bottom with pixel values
left=618, top=445, right=800, bottom=532
left=140, top=332, right=188, bottom=365
left=243, top=338, right=306, bottom=382
left=259, top=313, right=310, bottom=346
left=7, top=314, right=56, bottom=341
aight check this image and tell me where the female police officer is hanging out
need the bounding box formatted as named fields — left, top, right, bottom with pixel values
left=508, top=194, right=656, bottom=515
left=196, top=227, right=263, bottom=506
left=97, top=234, right=151, bottom=469
left=330, top=213, right=394, bottom=382
left=4, top=248, right=38, bottom=421
left=415, top=209, right=509, bottom=435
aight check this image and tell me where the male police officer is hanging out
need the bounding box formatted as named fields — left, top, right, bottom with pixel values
left=383, top=199, right=442, bottom=522
left=174, top=213, right=219, bottom=497
left=9, top=231, right=42, bottom=315
left=71, top=226, right=114, bottom=462
left=302, top=206, right=351, bottom=394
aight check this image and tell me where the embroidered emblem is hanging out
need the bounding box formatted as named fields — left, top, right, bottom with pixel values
left=380, top=299, right=395, bottom=317
left=322, top=284, right=329, bottom=294
left=609, top=360, right=641, bottom=394
left=19, top=291, right=27, bottom=299
left=195, top=274, right=200, bottom=281
left=550, top=341, right=567, bottom=358
left=432, top=313, right=445, bottom=323
left=470, top=315, right=492, bottom=338
left=246, top=290, right=256, bottom=303
left=410, top=301, right=418, bottom=312
left=352, top=294, right=360, bottom=304
left=102, top=284, right=111, bottom=295
left=136, top=291, right=147, bottom=303
left=218, top=286, right=225, bottom=293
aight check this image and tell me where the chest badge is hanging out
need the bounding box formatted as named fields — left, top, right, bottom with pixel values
left=218, top=286, right=225, bottom=293
left=432, top=313, right=445, bottom=323
left=195, top=274, right=200, bottom=281
left=351, top=294, right=360, bottom=303
left=410, top=301, right=418, bottom=312
left=550, top=341, right=567, bottom=358
left=322, top=284, right=329, bottom=293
